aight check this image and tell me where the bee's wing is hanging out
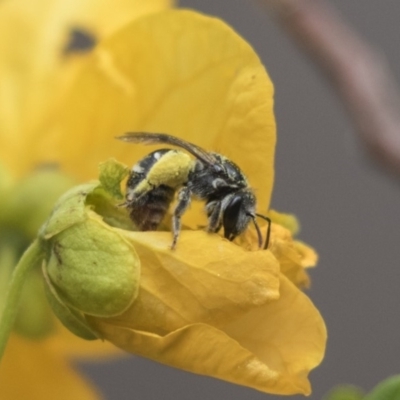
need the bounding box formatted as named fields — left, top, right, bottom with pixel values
left=117, top=132, right=219, bottom=167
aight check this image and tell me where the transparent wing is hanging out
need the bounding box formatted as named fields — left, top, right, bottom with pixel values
left=116, top=132, right=219, bottom=167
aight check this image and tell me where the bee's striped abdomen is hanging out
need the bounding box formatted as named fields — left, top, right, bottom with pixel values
left=129, top=184, right=175, bottom=230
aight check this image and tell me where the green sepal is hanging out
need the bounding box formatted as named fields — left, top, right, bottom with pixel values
left=87, top=187, right=136, bottom=231
left=21, top=161, right=140, bottom=340
left=94, top=159, right=134, bottom=230
left=99, top=158, right=129, bottom=200
left=365, top=375, right=400, bottom=400
left=39, top=170, right=140, bottom=323
left=42, top=265, right=98, bottom=340
left=13, top=270, right=54, bottom=339
left=45, top=213, right=140, bottom=317
left=39, top=181, right=100, bottom=240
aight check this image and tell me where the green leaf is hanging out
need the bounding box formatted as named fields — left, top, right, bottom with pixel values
left=365, top=376, right=400, bottom=400
left=0, top=162, right=13, bottom=217
left=323, top=385, right=364, bottom=400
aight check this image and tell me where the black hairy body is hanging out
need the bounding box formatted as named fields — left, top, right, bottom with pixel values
left=117, top=133, right=270, bottom=249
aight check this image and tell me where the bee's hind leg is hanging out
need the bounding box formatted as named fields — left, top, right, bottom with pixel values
left=171, top=186, right=192, bottom=249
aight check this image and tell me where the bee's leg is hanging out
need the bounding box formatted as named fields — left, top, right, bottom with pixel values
left=171, top=186, right=192, bottom=249
left=206, top=201, right=222, bottom=233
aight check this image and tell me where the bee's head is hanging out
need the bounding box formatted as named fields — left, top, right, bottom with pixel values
left=222, top=189, right=256, bottom=242
left=222, top=190, right=271, bottom=249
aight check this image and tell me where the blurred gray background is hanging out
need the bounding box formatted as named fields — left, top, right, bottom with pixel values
left=80, top=1, right=400, bottom=398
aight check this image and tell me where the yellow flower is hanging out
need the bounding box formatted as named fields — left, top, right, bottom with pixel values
left=1, top=324, right=121, bottom=400
left=0, top=0, right=173, bottom=399
left=32, top=11, right=276, bottom=214
left=240, top=210, right=318, bottom=289
left=88, top=230, right=324, bottom=396
left=0, top=1, right=326, bottom=396
left=0, top=0, right=172, bottom=176
left=29, top=10, right=325, bottom=396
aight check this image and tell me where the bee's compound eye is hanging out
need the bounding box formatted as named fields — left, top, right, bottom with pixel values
left=223, top=195, right=243, bottom=240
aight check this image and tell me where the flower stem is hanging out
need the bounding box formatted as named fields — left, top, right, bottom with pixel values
left=0, top=239, right=43, bottom=362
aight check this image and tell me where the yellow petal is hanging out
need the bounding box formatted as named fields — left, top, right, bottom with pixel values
left=223, top=275, right=327, bottom=395
left=268, top=211, right=318, bottom=272
left=0, top=0, right=173, bottom=174
left=36, top=10, right=276, bottom=217
left=270, top=224, right=319, bottom=288
left=238, top=220, right=316, bottom=288
left=89, top=273, right=326, bottom=395
left=85, top=231, right=325, bottom=395
left=269, top=224, right=312, bottom=288
left=269, top=209, right=300, bottom=235
left=1, top=334, right=100, bottom=400
left=101, top=230, right=280, bottom=333
left=293, top=240, right=318, bottom=269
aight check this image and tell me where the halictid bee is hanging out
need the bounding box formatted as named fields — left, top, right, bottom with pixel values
left=117, top=132, right=271, bottom=250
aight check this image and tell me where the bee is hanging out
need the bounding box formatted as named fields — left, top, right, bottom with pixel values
left=117, top=132, right=271, bottom=250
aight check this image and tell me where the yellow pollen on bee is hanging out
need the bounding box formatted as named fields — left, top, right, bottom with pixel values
left=135, top=151, right=193, bottom=192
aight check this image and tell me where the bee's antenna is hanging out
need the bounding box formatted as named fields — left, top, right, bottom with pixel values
left=251, top=216, right=263, bottom=249
left=255, top=214, right=271, bottom=250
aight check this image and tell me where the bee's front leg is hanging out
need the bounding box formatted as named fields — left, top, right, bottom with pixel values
left=171, top=186, right=192, bottom=249
left=205, top=200, right=222, bottom=233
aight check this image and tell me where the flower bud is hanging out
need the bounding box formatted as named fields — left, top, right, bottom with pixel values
left=0, top=163, right=13, bottom=214
left=0, top=167, right=76, bottom=239
left=39, top=160, right=140, bottom=339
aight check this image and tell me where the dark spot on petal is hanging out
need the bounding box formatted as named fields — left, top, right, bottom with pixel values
left=33, top=162, right=61, bottom=171
left=63, top=27, right=97, bottom=55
